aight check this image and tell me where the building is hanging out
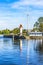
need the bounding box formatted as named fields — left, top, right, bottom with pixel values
left=29, top=32, right=43, bottom=36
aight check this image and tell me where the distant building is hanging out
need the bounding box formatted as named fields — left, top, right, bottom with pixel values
left=19, top=24, right=23, bottom=36
left=29, top=32, right=43, bottom=36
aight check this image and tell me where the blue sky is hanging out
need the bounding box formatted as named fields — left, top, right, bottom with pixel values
left=0, top=0, right=43, bottom=30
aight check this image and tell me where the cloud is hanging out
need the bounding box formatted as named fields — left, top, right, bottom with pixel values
left=0, top=0, right=43, bottom=30
left=10, top=0, right=43, bottom=9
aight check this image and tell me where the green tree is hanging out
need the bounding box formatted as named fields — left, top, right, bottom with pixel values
left=39, top=23, right=43, bottom=32
left=34, top=22, right=39, bottom=28
left=33, top=17, right=43, bottom=32
left=23, top=29, right=27, bottom=35
left=38, top=17, right=43, bottom=23
left=0, top=31, right=2, bottom=34
left=2, top=29, right=10, bottom=34
left=12, top=28, right=20, bottom=35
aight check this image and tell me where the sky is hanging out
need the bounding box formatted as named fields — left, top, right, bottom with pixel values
left=0, top=0, right=43, bottom=30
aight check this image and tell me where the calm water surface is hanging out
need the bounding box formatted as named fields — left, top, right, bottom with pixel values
left=0, top=38, right=43, bottom=65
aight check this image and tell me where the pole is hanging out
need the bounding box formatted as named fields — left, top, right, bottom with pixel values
left=27, top=14, right=29, bottom=35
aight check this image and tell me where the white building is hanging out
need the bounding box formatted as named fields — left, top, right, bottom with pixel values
left=29, top=32, right=43, bottom=36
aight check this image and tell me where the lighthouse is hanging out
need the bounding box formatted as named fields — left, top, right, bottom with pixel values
left=19, top=24, right=23, bottom=36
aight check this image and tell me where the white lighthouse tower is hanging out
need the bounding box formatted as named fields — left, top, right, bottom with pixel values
left=19, top=24, right=23, bottom=36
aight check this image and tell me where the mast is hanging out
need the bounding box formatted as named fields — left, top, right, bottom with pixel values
left=27, top=14, right=29, bottom=35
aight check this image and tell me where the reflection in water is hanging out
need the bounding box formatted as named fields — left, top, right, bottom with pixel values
left=35, top=39, right=43, bottom=53
left=14, top=39, right=20, bottom=45
left=20, top=39, right=22, bottom=51
left=0, top=38, right=13, bottom=50
left=14, top=39, right=22, bottom=51
left=0, top=38, right=43, bottom=65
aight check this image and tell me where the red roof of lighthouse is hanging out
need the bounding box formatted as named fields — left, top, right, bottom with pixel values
left=19, top=24, right=23, bottom=28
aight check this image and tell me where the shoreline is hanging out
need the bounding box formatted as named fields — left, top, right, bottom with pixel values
left=0, top=35, right=43, bottom=40
left=25, top=36, right=43, bottom=39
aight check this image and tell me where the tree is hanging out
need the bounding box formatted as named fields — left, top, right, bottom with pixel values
left=38, top=17, right=43, bottom=23
left=34, top=22, right=39, bottom=28
left=2, top=29, right=10, bottom=34
left=39, top=23, right=43, bottom=32
left=33, top=17, right=43, bottom=32
left=12, top=28, right=20, bottom=35
left=0, top=31, right=2, bottom=34
left=23, top=29, right=27, bottom=35
left=23, top=29, right=27, bottom=33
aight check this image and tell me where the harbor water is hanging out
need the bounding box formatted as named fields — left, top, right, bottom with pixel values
left=0, top=38, right=43, bottom=65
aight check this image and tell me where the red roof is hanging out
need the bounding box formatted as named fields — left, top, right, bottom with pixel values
left=19, top=24, right=23, bottom=28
